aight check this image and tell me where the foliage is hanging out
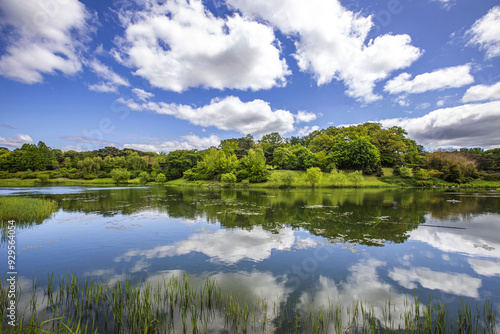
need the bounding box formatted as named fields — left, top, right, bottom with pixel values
left=413, top=169, right=430, bottom=180
left=348, top=171, right=365, bottom=187
left=221, top=173, right=237, bottom=185
left=155, top=173, right=167, bottom=183
left=427, top=152, right=479, bottom=183
left=269, top=171, right=295, bottom=187
left=110, top=168, right=130, bottom=183
left=1, top=123, right=496, bottom=188
left=281, top=171, right=295, bottom=187
left=163, top=150, right=202, bottom=180
left=329, top=138, right=380, bottom=172
left=305, top=167, right=322, bottom=186
left=240, top=148, right=268, bottom=183
left=273, top=147, right=291, bottom=169
left=329, top=168, right=349, bottom=187
left=399, top=166, right=412, bottom=178
left=139, top=172, right=149, bottom=184
left=37, top=174, right=50, bottom=184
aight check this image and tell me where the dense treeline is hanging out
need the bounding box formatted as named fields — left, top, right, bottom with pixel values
left=0, top=123, right=499, bottom=185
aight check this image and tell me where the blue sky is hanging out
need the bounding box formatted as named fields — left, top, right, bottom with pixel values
left=1, top=0, right=499, bottom=152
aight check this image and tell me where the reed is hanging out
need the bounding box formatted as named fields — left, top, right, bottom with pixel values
left=0, top=272, right=497, bottom=333
left=0, top=196, right=58, bottom=223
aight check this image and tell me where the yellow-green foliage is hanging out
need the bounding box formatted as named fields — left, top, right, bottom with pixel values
left=0, top=196, right=58, bottom=223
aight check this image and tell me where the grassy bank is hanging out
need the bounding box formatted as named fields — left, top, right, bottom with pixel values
left=165, top=169, right=500, bottom=189
left=1, top=169, right=499, bottom=189
left=0, top=272, right=496, bottom=333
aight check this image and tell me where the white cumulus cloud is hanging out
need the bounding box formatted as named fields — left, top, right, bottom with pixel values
left=297, top=125, right=320, bottom=137
left=0, top=134, right=34, bottom=148
left=118, top=96, right=299, bottom=136
left=468, top=258, right=500, bottom=277
left=462, top=81, right=500, bottom=102
left=0, top=0, right=92, bottom=83
left=467, top=6, right=500, bottom=59
left=384, top=65, right=474, bottom=95
left=295, top=111, right=317, bottom=123
left=132, top=88, right=154, bottom=102
left=379, top=101, right=500, bottom=149
left=114, top=0, right=289, bottom=92
left=87, top=59, right=129, bottom=93
left=227, top=0, right=422, bottom=103
left=115, top=226, right=296, bottom=264
left=389, top=267, right=481, bottom=298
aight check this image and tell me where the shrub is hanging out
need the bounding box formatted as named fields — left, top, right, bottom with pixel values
left=399, top=166, right=412, bottom=178
left=427, top=152, right=479, bottom=183
left=415, top=180, right=433, bottom=187
left=98, top=171, right=110, bottom=178
left=236, top=169, right=249, bottom=182
left=82, top=173, right=97, bottom=180
left=156, top=173, right=167, bottom=183
left=414, top=169, right=430, bottom=180
left=37, top=174, right=50, bottom=184
left=221, top=173, right=237, bottom=185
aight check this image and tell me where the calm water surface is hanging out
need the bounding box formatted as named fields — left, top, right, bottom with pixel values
left=2, top=186, right=500, bottom=330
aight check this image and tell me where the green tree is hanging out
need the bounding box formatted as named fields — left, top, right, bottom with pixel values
left=221, top=173, right=237, bottom=185
left=241, top=148, right=268, bottom=183
left=259, top=132, right=285, bottom=165
left=348, top=138, right=380, bottom=173
left=305, top=167, right=322, bottom=187
left=281, top=171, right=295, bottom=187
left=348, top=171, right=365, bottom=187
left=273, top=147, right=291, bottom=169
left=330, top=168, right=348, bottom=187
left=110, top=168, right=130, bottom=183
left=139, top=171, right=149, bottom=184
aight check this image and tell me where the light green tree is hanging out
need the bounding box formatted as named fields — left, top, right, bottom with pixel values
left=305, top=167, right=322, bottom=187
left=156, top=173, right=167, bottom=183
left=139, top=171, right=149, bottom=184
left=110, top=168, right=130, bottom=183
left=221, top=173, right=237, bottom=185
left=329, top=168, right=348, bottom=187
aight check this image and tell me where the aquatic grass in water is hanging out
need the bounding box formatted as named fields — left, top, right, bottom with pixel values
left=0, top=196, right=58, bottom=243
left=0, top=196, right=58, bottom=223
left=0, top=273, right=496, bottom=333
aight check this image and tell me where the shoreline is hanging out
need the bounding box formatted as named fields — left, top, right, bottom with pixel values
left=0, top=177, right=499, bottom=189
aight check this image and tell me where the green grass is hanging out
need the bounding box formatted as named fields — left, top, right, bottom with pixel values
left=168, top=170, right=394, bottom=189
left=460, top=180, right=500, bottom=188
left=0, top=272, right=496, bottom=333
left=0, top=196, right=58, bottom=223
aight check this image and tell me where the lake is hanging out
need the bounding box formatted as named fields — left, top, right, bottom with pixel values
left=1, top=186, right=500, bottom=332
